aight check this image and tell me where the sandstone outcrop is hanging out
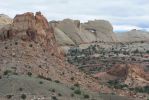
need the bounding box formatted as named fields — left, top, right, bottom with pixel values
left=0, top=12, right=54, bottom=43
left=0, top=14, right=12, bottom=25
left=50, top=19, right=118, bottom=46
left=107, top=64, right=149, bottom=87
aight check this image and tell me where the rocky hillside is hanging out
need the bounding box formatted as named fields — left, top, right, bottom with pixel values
left=50, top=19, right=118, bottom=46
left=118, top=29, right=149, bottom=42
left=0, top=12, right=103, bottom=93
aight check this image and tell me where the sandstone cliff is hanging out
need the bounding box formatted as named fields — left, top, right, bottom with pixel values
left=50, top=19, right=118, bottom=46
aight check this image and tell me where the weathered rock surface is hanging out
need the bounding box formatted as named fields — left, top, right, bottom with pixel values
left=50, top=19, right=118, bottom=46
left=0, top=14, right=12, bottom=25
left=118, top=29, right=149, bottom=42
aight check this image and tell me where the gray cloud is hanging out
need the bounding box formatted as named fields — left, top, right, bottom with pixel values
left=0, top=0, right=149, bottom=31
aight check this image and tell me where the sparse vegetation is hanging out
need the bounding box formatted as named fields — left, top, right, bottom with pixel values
left=51, top=89, right=56, bottom=92
left=70, top=77, right=74, bottom=81
left=29, top=44, right=33, bottom=47
left=15, top=41, right=18, bottom=45
left=74, top=89, right=81, bottom=95
left=58, top=93, right=62, bottom=96
left=39, top=81, right=43, bottom=84
left=27, top=72, right=32, bottom=77
left=5, top=46, right=8, bottom=49
left=84, top=94, right=90, bottom=99
left=19, top=87, right=23, bottom=91
left=74, top=83, right=80, bottom=87
left=71, top=93, right=74, bottom=97
left=21, top=94, right=26, bottom=99
left=51, top=96, right=58, bottom=100
left=6, top=95, right=13, bottom=99
left=108, top=80, right=128, bottom=89
left=3, top=70, right=12, bottom=75
left=133, top=86, right=149, bottom=94
left=54, top=80, right=60, bottom=83
left=70, top=86, right=75, bottom=90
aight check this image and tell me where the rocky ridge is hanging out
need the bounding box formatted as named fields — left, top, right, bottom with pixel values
left=118, top=29, right=149, bottom=42
left=50, top=19, right=118, bottom=46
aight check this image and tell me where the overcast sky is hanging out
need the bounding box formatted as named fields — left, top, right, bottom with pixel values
left=0, top=0, right=149, bottom=32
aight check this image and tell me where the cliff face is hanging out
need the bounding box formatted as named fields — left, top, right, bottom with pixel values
left=0, top=12, right=54, bottom=43
left=50, top=19, right=118, bottom=46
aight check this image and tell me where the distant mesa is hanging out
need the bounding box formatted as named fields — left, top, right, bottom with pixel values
left=118, top=29, right=149, bottom=42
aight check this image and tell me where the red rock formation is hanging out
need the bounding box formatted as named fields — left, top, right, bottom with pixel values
left=107, top=64, right=149, bottom=81
left=106, top=64, right=149, bottom=87
left=0, top=12, right=54, bottom=42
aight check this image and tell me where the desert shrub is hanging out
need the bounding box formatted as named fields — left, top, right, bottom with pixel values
left=54, top=80, right=60, bottom=83
left=5, top=46, right=8, bottom=49
left=51, top=53, right=54, bottom=56
left=21, top=94, right=26, bottom=99
left=74, top=83, right=80, bottom=87
left=38, top=65, right=42, bottom=68
left=3, top=70, right=12, bottom=75
left=71, top=93, right=74, bottom=97
left=70, top=77, right=74, bottom=81
left=19, top=88, right=23, bottom=91
left=52, top=89, right=56, bottom=92
left=134, top=86, right=149, bottom=93
left=27, top=72, right=32, bottom=77
left=74, top=89, right=81, bottom=95
left=70, top=87, right=75, bottom=90
left=6, top=95, right=13, bottom=99
left=39, top=81, right=43, bottom=84
left=84, top=94, right=90, bottom=99
left=146, top=50, right=149, bottom=54
left=13, top=72, right=18, bottom=75
left=15, top=41, right=18, bottom=45
left=51, top=96, right=58, bottom=100
left=0, top=76, right=2, bottom=79
left=58, top=93, right=62, bottom=96
left=108, top=80, right=128, bottom=89
left=29, top=44, right=33, bottom=47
